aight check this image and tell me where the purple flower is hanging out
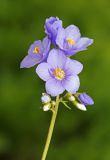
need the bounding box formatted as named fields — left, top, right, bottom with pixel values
left=20, top=37, right=50, bottom=68
left=36, top=49, right=83, bottom=97
left=45, top=17, right=62, bottom=45
left=78, top=93, right=94, bottom=105
left=56, top=25, right=93, bottom=56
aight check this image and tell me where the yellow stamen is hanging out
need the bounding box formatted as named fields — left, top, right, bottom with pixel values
left=54, top=68, right=65, bottom=80
left=33, top=47, right=40, bottom=54
left=67, top=39, right=76, bottom=45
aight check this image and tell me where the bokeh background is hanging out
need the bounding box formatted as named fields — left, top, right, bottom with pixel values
left=0, top=0, right=110, bottom=159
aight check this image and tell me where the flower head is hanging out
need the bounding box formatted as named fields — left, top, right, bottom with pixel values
left=45, top=17, right=62, bottom=45
left=41, top=93, right=51, bottom=103
left=78, top=93, right=94, bottom=105
left=56, top=25, right=93, bottom=56
left=20, top=37, right=50, bottom=68
left=36, top=49, right=83, bottom=97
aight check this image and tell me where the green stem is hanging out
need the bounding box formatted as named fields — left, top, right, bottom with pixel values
left=41, top=95, right=60, bottom=160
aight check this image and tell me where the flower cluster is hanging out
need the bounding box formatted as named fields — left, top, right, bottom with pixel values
left=20, top=17, right=94, bottom=111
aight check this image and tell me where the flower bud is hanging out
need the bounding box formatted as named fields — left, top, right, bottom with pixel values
left=64, top=92, right=75, bottom=102
left=41, top=93, right=51, bottom=104
left=68, top=95, right=75, bottom=102
left=43, top=103, right=51, bottom=111
left=76, top=102, right=87, bottom=111
left=78, top=93, right=94, bottom=105
left=51, top=101, right=56, bottom=106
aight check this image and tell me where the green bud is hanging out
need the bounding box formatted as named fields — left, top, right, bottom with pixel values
left=51, top=101, right=56, bottom=106
left=68, top=95, right=75, bottom=102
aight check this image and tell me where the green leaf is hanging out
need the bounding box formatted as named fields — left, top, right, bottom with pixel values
left=61, top=101, right=71, bottom=110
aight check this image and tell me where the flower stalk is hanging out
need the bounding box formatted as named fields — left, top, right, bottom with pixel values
left=41, top=95, right=60, bottom=160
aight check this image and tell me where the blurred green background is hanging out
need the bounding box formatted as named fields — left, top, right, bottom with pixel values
left=0, top=0, right=110, bottom=159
